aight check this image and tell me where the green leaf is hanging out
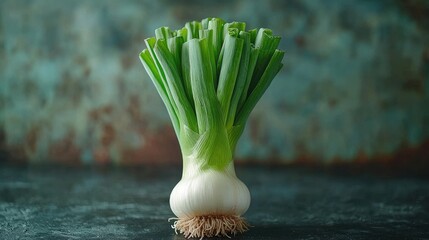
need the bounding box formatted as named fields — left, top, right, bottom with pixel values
left=223, top=22, right=246, bottom=40
left=181, top=42, right=194, bottom=108
left=154, top=39, right=198, bottom=132
left=208, top=18, right=225, bottom=64
left=249, top=28, right=281, bottom=92
left=236, top=49, right=284, bottom=125
left=139, top=49, right=180, bottom=136
left=217, top=31, right=244, bottom=124
left=188, top=38, right=222, bottom=133
left=198, top=29, right=217, bottom=87
left=201, top=18, right=212, bottom=29
left=155, top=26, right=173, bottom=40
left=144, top=37, right=181, bottom=127
left=167, top=36, right=184, bottom=78
left=185, top=21, right=202, bottom=40
left=176, top=27, right=188, bottom=42
left=215, top=42, right=225, bottom=89
left=238, top=46, right=260, bottom=111
left=248, top=29, right=258, bottom=44
left=226, top=31, right=251, bottom=128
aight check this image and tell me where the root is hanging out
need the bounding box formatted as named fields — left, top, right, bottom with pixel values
left=169, top=215, right=249, bottom=239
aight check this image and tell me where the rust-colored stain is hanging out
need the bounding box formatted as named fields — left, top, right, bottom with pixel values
left=94, top=146, right=110, bottom=165
left=351, top=140, right=429, bottom=166
left=49, top=134, right=81, bottom=165
left=101, top=124, right=116, bottom=147
left=89, top=105, right=114, bottom=121
left=2, top=122, right=429, bottom=174
left=127, top=95, right=142, bottom=123
left=329, top=140, right=429, bottom=176
left=294, top=35, right=306, bottom=48
left=239, top=139, right=429, bottom=175
left=121, top=126, right=180, bottom=165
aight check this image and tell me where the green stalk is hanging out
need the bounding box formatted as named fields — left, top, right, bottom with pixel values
left=226, top=31, right=251, bottom=128
left=176, top=27, right=188, bottom=42
left=139, top=50, right=180, bottom=136
left=155, top=27, right=173, bottom=40
left=167, top=36, right=184, bottom=78
left=154, top=39, right=198, bottom=132
left=236, top=49, right=284, bottom=125
left=185, top=21, right=202, bottom=39
left=181, top=42, right=194, bottom=107
left=199, top=29, right=217, bottom=87
left=249, top=28, right=281, bottom=91
left=187, top=38, right=231, bottom=170
left=139, top=18, right=284, bottom=172
left=217, top=29, right=244, bottom=124
left=144, top=37, right=181, bottom=134
left=238, top=47, right=260, bottom=110
left=208, top=18, right=225, bottom=64
left=223, top=22, right=246, bottom=40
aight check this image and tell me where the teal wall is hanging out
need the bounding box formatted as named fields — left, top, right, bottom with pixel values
left=1, top=0, right=428, bottom=164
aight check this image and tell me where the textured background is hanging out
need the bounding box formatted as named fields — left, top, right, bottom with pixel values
left=1, top=0, right=429, bottom=165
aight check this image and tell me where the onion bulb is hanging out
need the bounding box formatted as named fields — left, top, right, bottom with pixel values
left=169, top=163, right=250, bottom=238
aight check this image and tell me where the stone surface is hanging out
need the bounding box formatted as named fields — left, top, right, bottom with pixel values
left=0, top=163, right=428, bottom=239
left=1, top=0, right=429, bottom=164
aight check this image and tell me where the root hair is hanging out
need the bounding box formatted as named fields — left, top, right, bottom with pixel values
left=169, top=215, right=249, bottom=239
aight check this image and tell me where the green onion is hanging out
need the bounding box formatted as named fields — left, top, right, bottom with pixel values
left=139, top=17, right=284, bottom=239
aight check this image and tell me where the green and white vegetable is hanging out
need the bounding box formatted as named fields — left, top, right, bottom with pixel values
left=139, top=17, right=284, bottom=238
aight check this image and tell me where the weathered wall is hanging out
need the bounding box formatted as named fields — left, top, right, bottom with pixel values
left=1, top=0, right=428, bottom=164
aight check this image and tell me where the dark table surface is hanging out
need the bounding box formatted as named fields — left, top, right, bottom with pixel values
left=0, top=163, right=428, bottom=240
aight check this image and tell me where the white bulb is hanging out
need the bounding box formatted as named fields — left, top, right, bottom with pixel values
left=169, top=163, right=251, bottom=218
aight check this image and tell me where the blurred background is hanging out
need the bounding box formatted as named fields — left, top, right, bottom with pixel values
left=1, top=0, right=428, bottom=167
